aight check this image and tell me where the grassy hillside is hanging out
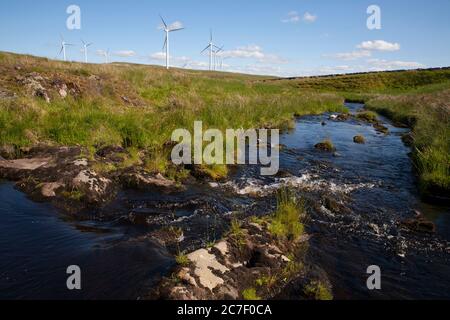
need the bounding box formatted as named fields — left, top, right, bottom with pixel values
left=282, top=68, right=450, bottom=94
left=0, top=52, right=344, bottom=176
left=0, top=52, right=448, bottom=199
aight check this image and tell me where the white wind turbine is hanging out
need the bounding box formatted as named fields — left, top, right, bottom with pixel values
left=201, top=30, right=221, bottom=71
left=219, top=55, right=230, bottom=70
left=81, top=40, right=93, bottom=63
left=214, top=45, right=224, bottom=71
left=159, top=15, right=184, bottom=70
left=100, top=49, right=110, bottom=63
left=59, top=35, right=74, bottom=62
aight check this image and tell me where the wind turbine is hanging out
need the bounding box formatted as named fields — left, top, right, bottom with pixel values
left=159, top=15, right=184, bottom=70
left=59, top=35, right=74, bottom=62
left=220, top=56, right=231, bottom=70
left=214, top=45, right=224, bottom=71
left=201, top=30, right=221, bottom=71
left=81, top=40, right=93, bottom=63
left=101, top=49, right=110, bottom=63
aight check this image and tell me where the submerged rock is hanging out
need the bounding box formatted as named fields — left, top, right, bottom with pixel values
left=353, top=135, right=366, bottom=144
left=401, top=213, right=436, bottom=234
left=315, top=140, right=335, bottom=152
left=374, top=122, right=389, bottom=134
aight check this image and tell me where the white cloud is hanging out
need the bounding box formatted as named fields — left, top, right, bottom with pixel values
left=158, top=20, right=184, bottom=30
left=169, top=21, right=184, bottom=30
left=150, top=52, right=166, bottom=61
left=324, top=50, right=372, bottom=61
left=220, top=45, right=288, bottom=64
left=282, top=11, right=317, bottom=24
left=357, top=40, right=400, bottom=52
left=282, top=11, right=300, bottom=23
left=303, top=12, right=318, bottom=23
left=367, top=59, right=425, bottom=70
left=114, top=50, right=136, bottom=57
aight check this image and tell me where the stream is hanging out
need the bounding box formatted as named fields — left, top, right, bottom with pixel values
left=1, top=103, right=449, bottom=300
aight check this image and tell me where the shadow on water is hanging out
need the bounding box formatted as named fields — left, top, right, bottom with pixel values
left=0, top=183, right=173, bottom=300
left=0, top=102, right=449, bottom=299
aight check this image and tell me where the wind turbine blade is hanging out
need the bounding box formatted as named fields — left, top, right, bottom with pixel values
left=163, top=36, right=167, bottom=50
left=59, top=46, right=64, bottom=55
left=81, top=39, right=85, bottom=45
left=169, top=27, right=184, bottom=32
left=214, top=45, right=224, bottom=53
left=201, top=44, right=211, bottom=54
left=87, top=43, right=93, bottom=47
left=210, top=29, right=213, bottom=42
left=159, top=15, right=168, bottom=29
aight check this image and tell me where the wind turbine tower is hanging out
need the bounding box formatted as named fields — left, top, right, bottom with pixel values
left=81, top=40, right=93, bottom=63
left=159, top=15, right=184, bottom=70
left=201, top=30, right=222, bottom=71
left=59, top=36, right=74, bottom=62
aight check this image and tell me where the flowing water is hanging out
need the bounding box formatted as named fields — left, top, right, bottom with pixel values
left=1, top=103, right=449, bottom=299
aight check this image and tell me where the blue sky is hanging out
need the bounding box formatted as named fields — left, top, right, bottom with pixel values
left=1, top=0, right=449, bottom=76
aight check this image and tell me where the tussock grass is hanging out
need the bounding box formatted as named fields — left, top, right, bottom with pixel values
left=269, top=189, right=305, bottom=241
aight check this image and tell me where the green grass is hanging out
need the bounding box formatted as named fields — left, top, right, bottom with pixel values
left=1, top=52, right=448, bottom=197
left=242, top=288, right=261, bottom=301
left=0, top=52, right=344, bottom=180
left=366, top=90, right=450, bottom=198
left=175, top=252, right=190, bottom=266
left=275, top=66, right=450, bottom=200
left=356, top=111, right=378, bottom=122
left=61, top=190, right=84, bottom=201
left=269, top=189, right=305, bottom=241
left=315, top=139, right=335, bottom=152
left=304, top=281, right=333, bottom=301
left=286, top=69, right=450, bottom=93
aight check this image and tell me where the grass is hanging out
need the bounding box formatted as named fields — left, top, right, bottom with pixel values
left=314, top=139, right=335, bottom=152
left=1, top=52, right=448, bottom=197
left=356, top=111, right=378, bottom=122
left=61, top=190, right=84, bottom=201
left=269, top=189, right=305, bottom=241
left=242, top=288, right=261, bottom=301
left=285, top=69, right=450, bottom=93
left=275, top=67, right=449, bottom=200
left=175, top=252, right=190, bottom=266
left=304, top=281, right=333, bottom=301
left=255, top=275, right=277, bottom=289
left=366, top=89, right=450, bottom=198
left=0, top=52, right=345, bottom=180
